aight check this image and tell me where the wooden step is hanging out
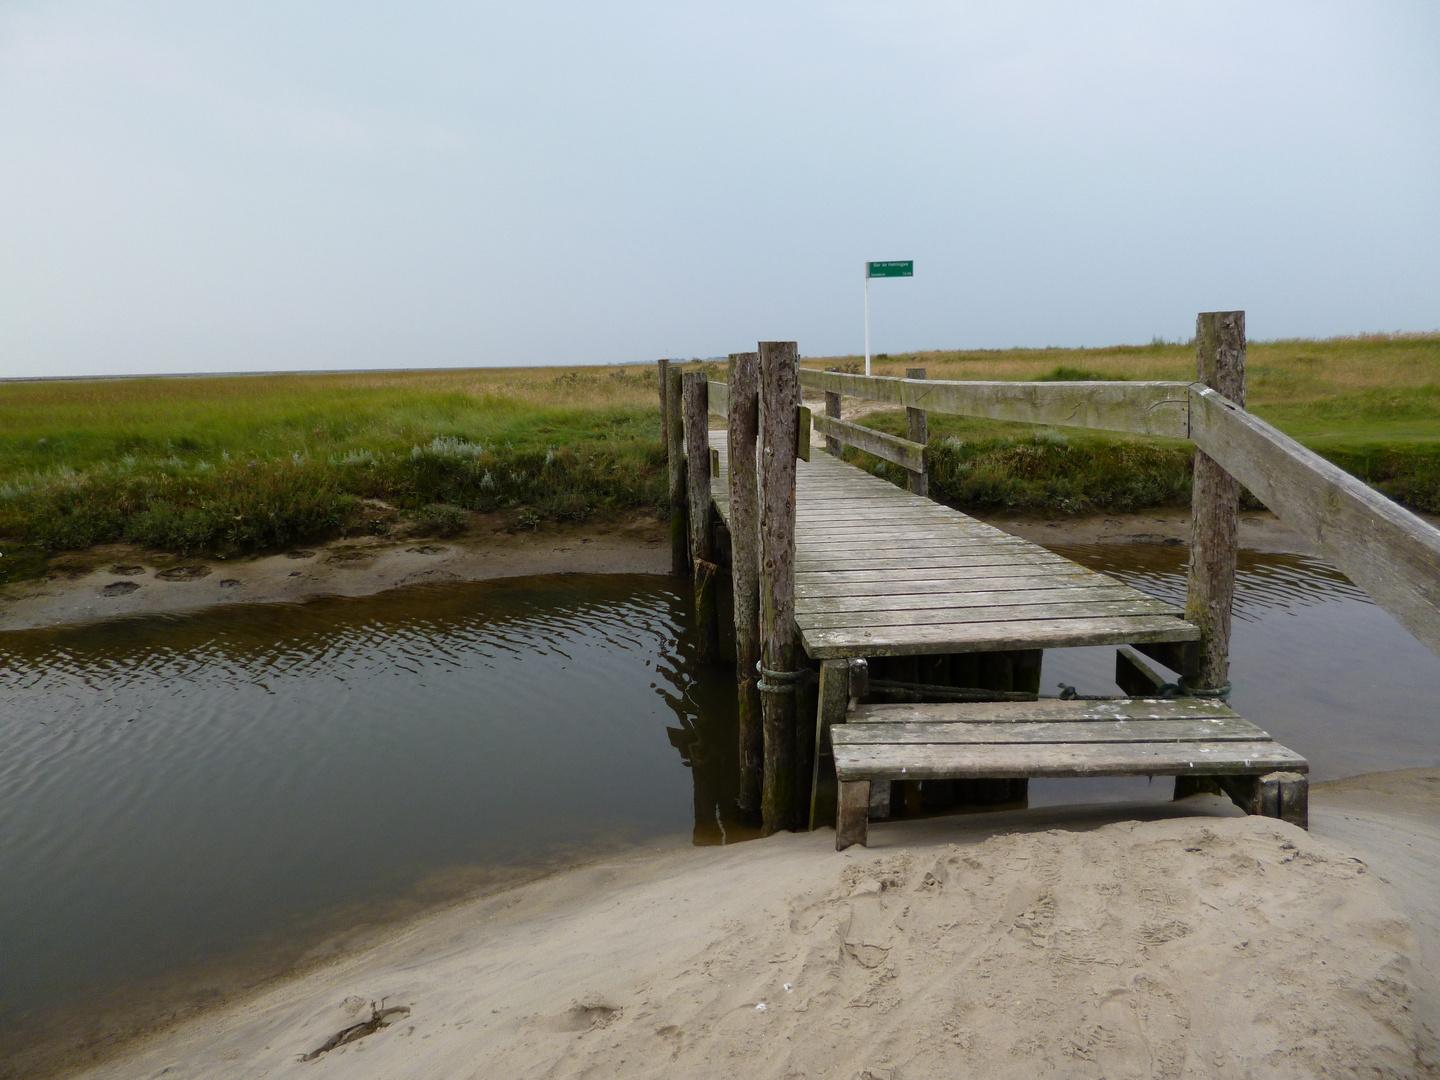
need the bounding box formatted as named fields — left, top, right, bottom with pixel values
left=831, top=698, right=1308, bottom=850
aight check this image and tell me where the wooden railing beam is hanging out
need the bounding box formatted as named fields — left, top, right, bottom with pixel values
left=810, top=414, right=925, bottom=473
left=1190, top=384, right=1440, bottom=660
left=798, top=369, right=1191, bottom=439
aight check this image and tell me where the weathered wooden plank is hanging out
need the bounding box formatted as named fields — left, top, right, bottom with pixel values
left=800, top=576, right=1100, bottom=601
left=796, top=522, right=1017, bottom=540
left=796, top=538, right=1036, bottom=556
left=758, top=341, right=801, bottom=835
left=811, top=413, right=926, bottom=472
left=728, top=352, right=763, bottom=814
left=803, top=615, right=1200, bottom=659
left=833, top=740, right=1307, bottom=781
left=851, top=697, right=1237, bottom=723
left=1190, top=384, right=1440, bottom=661
left=797, top=584, right=1159, bottom=613
left=794, top=489, right=958, bottom=503
left=797, top=552, right=1077, bottom=571
left=798, top=368, right=1192, bottom=438
left=830, top=717, right=1269, bottom=745
left=796, top=518, right=986, bottom=532
left=798, top=598, right=1181, bottom=630
left=796, top=567, right=1110, bottom=589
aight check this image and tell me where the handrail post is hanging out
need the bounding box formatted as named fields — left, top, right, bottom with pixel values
left=665, top=365, right=688, bottom=576
left=905, top=366, right=928, bottom=497
left=683, top=369, right=719, bottom=663
left=758, top=341, right=800, bottom=835
left=657, top=358, right=670, bottom=452
left=1185, top=311, right=1246, bottom=693
left=728, top=351, right=763, bottom=813
left=823, top=369, right=842, bottom=457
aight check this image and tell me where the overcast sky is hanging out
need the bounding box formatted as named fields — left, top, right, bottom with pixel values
left=1, top=2, right=1437, bottom=377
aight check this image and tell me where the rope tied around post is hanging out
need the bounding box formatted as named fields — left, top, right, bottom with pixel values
left=756, top=661, right=817, bottom=695
left=1180, top=681, right=1232, bottom=701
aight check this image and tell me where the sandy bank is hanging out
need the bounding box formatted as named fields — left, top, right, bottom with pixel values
left=75, top=770, right=1440, bottom=1079
left=2, top=509, right=1341, bottom=633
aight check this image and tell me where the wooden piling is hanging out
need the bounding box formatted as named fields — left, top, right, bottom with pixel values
left=757, top=340, right=801, bottom=835
left=905, top=367, right=928, bottom=497
left=728, top=352, right=763, bottom=814
left=1185, top=311, right=1246, bottom=692
left=666, top=365, right=688, bottom=576
left=683, top=370, right=718, bottom=663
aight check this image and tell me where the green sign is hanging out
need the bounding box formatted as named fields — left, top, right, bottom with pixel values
left=867, top=260, right=913, bottom=279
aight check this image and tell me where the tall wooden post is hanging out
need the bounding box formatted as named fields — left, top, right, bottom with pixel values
left=757, top=340, right=800, bottom=835
left=666, top=365, right=688, bottom=576
left=657, top=358, right=670, bottom=450
left=683, top=370, right=718, bottom=663
left=728, top=351, right=763, bottom=813
left=905, top=367, right=928, bottom=496
left=1185, top=311, right=1246, bottom=693
left=823, top=382, right=842, bottom=458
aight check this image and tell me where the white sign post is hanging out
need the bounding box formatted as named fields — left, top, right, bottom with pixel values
left=863, top=261, right=914, bottom=376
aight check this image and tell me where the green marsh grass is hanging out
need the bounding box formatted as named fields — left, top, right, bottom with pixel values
left=1, top=335, right=1437, bottom=581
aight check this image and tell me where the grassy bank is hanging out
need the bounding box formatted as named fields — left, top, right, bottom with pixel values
left=1, top=334, right=1437, bottom=582
left=0, top=367, right=666, bottom=581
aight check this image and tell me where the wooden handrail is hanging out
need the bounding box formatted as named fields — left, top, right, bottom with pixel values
left=1189, top=385, right=1440, bottom=658
left=798, top=368, right=1191, bottom=438
left=810, top=413, right=924, bottom=473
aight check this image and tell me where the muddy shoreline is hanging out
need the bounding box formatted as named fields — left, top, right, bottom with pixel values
left=0, top=508, right=1334, bottom=633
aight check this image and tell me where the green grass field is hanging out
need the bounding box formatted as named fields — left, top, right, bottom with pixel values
left=1, top=334, right=1436, bottom=582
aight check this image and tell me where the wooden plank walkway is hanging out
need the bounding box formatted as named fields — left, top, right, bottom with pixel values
left=711, top=432, right=1200, bottom=661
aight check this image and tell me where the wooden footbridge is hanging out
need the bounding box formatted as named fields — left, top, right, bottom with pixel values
left=658, top=314, right=1440, bottom=848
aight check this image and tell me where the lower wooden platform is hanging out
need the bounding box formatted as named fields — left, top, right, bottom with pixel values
left=831, top=697, right=1309, bottom=849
